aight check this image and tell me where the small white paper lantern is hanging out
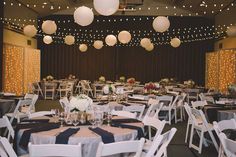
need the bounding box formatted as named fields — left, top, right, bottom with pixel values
left=43, top=36, right=53, bottom=44
left=145, top=43, right=154, bottom=51
left=64, top=35, right=75, bottom=45
left=105, top=35, right=117, bottom=46
left=93, top=0, right=119, bottom=16
left=118, top=31, right=132, bottom=44
left=42, top=20, right=57, bottom=34
left=93, top=40, right=104, bottom=49
left=227, top=26, right=236, bottom=37
left=74, top=6, right=94, bottom=26
left=140, top=38, right=151, bottom=48
left=170, top=38, right=181, bottom=48
left=153, top=16, right=170, bottom=33
left=23, top=25, right=37, bottom=37
left=79, top=44, right=88, bottom=52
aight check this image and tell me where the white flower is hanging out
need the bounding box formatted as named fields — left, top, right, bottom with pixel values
left=99, top=76, right=105, bottom=82
left=103, top=84, right=116, bottom=94
left=68, top=94, right=93, bottom=112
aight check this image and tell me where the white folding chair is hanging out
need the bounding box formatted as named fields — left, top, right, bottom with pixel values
left=32, top=82, right=43, bottom=97
left=191, top=100, right=208, bottom=109
left=96, top=138, right=145, bottom=157
left=28, top=111, right=54, bottom=119
left=123, top=105, right=145, bottom=120
left=199, top=93, right=215, bottom=104
left=44, top=82, right=57, bottom=100
left=213, top=119, right=236, bottom=157
left=185, top=88, right=200, bottom=104
left=142, top=116, right=166, bottom=152
left=144, top=128, right=177, bottom=157
left=0, top=137, right=18, bottom=157
left=5, top=99, right=33, bottom=123
left=0, top=116, right=14, bottom=141
left=175, top=93, right=187, bottom=122
left=184, top=103, right=193, bottom=143
left=111, top=110, right=137, bottom=119
left=80, top=80, right=94, bottom=97
left=59, top=97, right=70, bottom=112
left=189, top=108, right=218, bottom=154
left=146, top=99, right=161, bottom=118
left=24, top=93, right=39, bottom=113
left=219, top=133, right=236, bottom=157
left=28, top=143, right=82, bottom=157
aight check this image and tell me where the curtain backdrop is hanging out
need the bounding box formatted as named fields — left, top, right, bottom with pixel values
left=0, top=1, right=3, bottom=90
left=38, top=15, right=214, bottom=85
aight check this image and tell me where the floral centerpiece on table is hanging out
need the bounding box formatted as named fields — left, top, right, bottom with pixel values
left=103, top=84, right=116, bottom=95
left=68, top=94, right=93, bottom=112
left=127, top=77, right=136, bottom=85
left=119, top=76, right=126, bottom=82
left=99, top=76, right=106, bottom=83
left=144, top=82, right=158, bottom=94
left=184, top=79, right=195, bottom=88
left=228, top=84, right=236, bottom=98
left=68, top=74, right=76, bottom=79
left=159, top=78, right=169, bottom=86
left=46, top=75, right=54, bottom=81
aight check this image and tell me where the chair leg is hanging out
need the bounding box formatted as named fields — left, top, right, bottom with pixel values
left=199, top=130, right=204, bottom=154
left=208, top=130, right=219, bottom=152
left=185, top=119, right=190, bottom=143
left=189, top=126, right=194, bottom=148
left=174, top=109, right=177, bottom=123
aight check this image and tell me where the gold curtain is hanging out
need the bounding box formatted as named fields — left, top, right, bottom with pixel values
left=206, top=49, right=236, bottom=92
left=3, top=44, right=40, bottom=95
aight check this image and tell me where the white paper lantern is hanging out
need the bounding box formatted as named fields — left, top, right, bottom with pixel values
left=105, top=35, right=117, bottom=46
left=170, top=38, right=181, bottom=48
left=79, top=44, right=88, bottom=52
left=23, top=25, right=37, bottom=37
left=145, top=43, right=154, bottom=51
left=153, top=16, right=170, bottom=33
left=42, top=20, right=57, bottom=34
left=64, top=35, right=75, bottom=45
left=227, top=26, right=236, bottom=37
left=93, top=0, right=119, bottom=16
left=118, top=31, right=132, bottom=44
left=93, top=40, right=104, bottom=49
left=140, top=38, right=151, bottom=48
left=74, top=6, right=94, bottom=26
left=43, top=36, right=53, bottom=44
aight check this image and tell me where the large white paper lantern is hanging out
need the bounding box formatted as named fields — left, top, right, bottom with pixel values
left=118, top=31, right=132, bottom=44
left=145, top=43, right=154, bottom=51
left=42, top=20, right=57, bottom=34
left=170, top=38, right=181, bottom=48
left=140, top=38, right=151, bottom=48
left=74, top=6, right=94, bottom=26
left=153, top=16, right=170, bottom=33
left=43, top=36, right=53, bottom=44
left=93, top=0, right=119, bottom=16
left=23, top=25, right=37, bottom=37
left=64, top=35, right=75, bottom=45
left=226, top=26, right=236, bottom=37
left=105, top=35, right=117, bottom=46
left=79, top=44, right=88, bottom=52
left=93, top=40, right=104, bottom=49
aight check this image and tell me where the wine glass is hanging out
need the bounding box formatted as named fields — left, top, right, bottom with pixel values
left=87, top=113, right=96, bottom=128
left=59, top=112, right=65, bottom=127
left=51, top=109, right=59, bottom=123
left=72, top=113, right=80, bottom=127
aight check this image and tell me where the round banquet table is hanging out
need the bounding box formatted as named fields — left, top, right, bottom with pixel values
left=16, top=117, right=143, bottom=157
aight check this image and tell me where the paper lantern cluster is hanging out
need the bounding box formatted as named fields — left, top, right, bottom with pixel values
left=64, top=35, right=75, bottom=45
left=74, top=6, right=94, bottom=26
left=43, top=36, right=53, bottom=44
left=42, top=20, right=57, bottom=34
left=105, top=35, right=117, bottom=46
left=227, top=26, right=236, bottom=37
left=93, top=0, right=119, bottom=16
left=79, top=44, right=88, bottom=52
left=118, top=31, right=132, bottom=44
left=93, top=40, right=104, bottom=49
left=140, top=38, right=154, bottom=51
left=170, top=37, right=181, bottom=48
left=23, top=25, right=37, bottom=37
left=152, top=16, right=170, bottom=33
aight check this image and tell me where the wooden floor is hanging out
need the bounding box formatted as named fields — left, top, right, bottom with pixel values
left=35, top=99, right=218, bottom=157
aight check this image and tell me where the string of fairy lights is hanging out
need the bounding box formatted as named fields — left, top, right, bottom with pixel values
left=3, top=0, right=236, bottom=16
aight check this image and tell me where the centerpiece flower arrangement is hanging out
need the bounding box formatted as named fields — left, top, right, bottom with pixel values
left=119, top=76, right=126, bottom=82
left=228, top=84, right=236, bottom=98
left=127, top=77, right=136, bottom=84
left=68, top=74, right=76, bottom=79
left=68, top=94, right=93, bottom=112
left=184, top=79, right=195, bottom=88
left=99, top=76, right=106, bottom=83
left=144, top=82, right=158, bottom=94
left=159, top=78, right=169, bottom=86
left=46, top=75, right=54, bottom=81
